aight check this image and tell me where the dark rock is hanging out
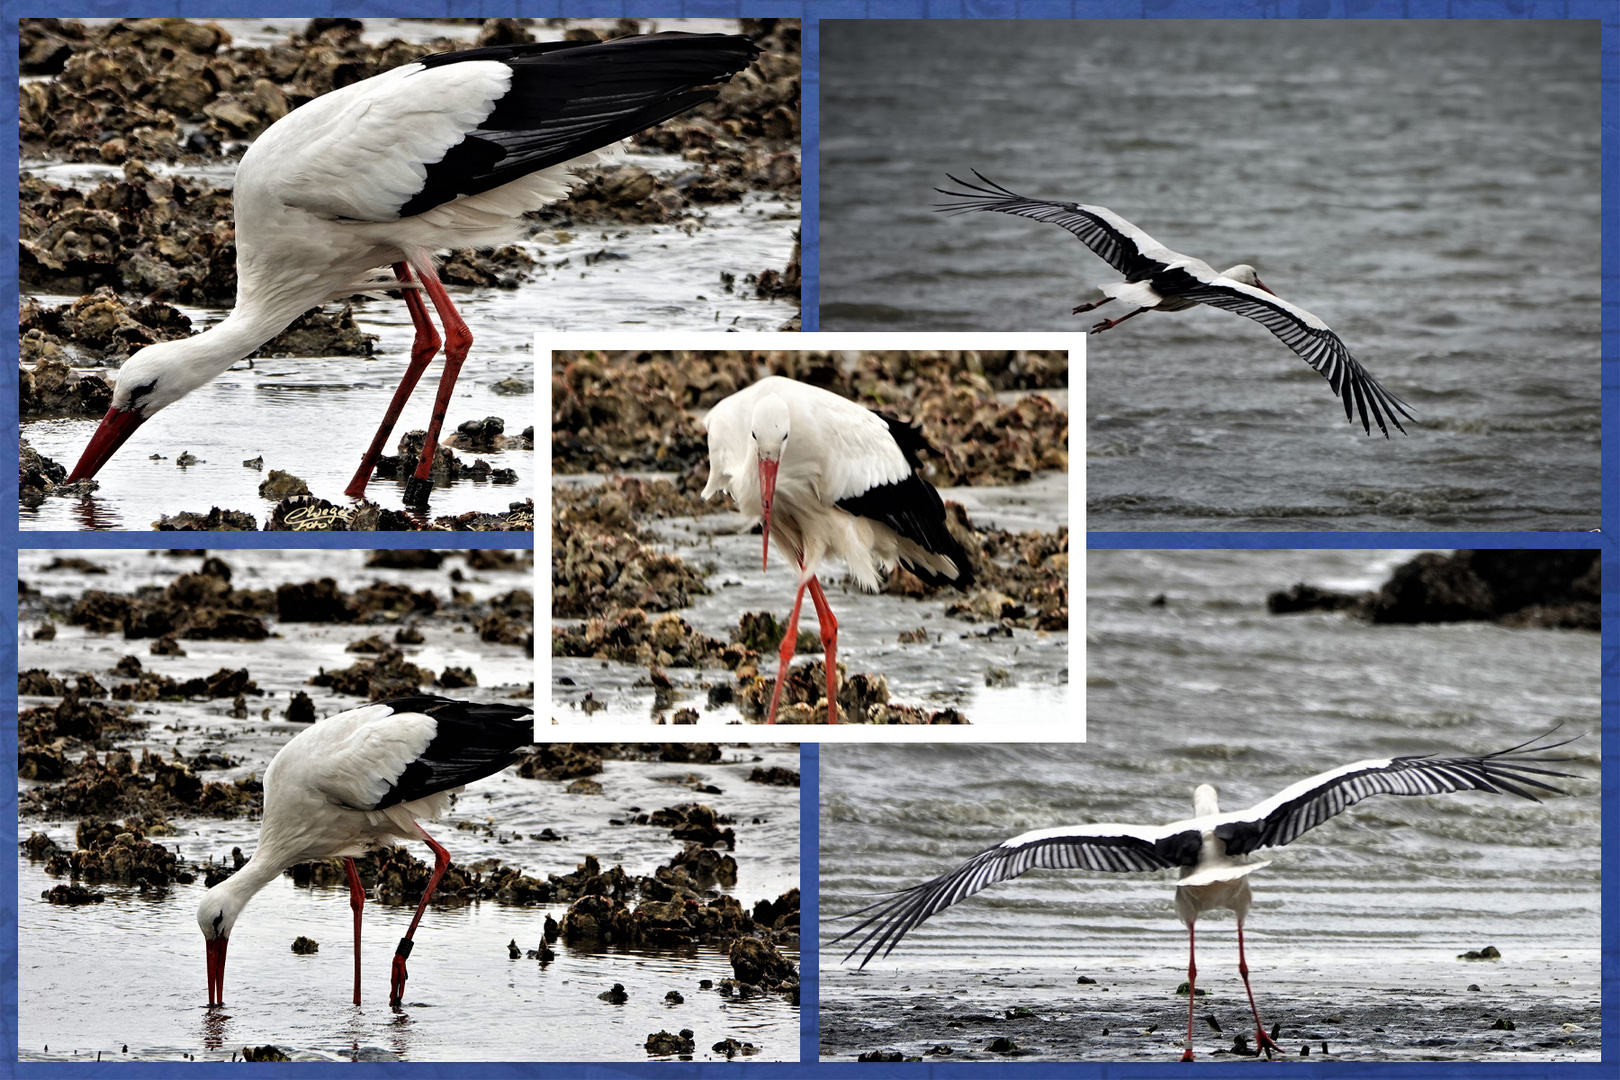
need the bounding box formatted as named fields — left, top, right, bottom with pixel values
left=285, top=691, right=316, bottom=723
left=1267, top=582, right=1361, bottom=614
left=43, top=883, right=105, bottom=905
left=290, top=936, right=318, bottom=954
left=644, top=1029, right=694, bottom=1056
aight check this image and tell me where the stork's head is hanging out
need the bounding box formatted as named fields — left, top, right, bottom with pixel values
left=197, top=879, right=245, bottom=1006
left=66, top=340, right=212, bottom=483
left=1192, top=783, right=1221, bottom=819
left=1222, top=264, right=1276, bottom=296
left=749, top=394, right=791, bottom=571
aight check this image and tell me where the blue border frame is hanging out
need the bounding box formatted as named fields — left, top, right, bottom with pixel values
left=4, top=1, right=1615, bottom=1077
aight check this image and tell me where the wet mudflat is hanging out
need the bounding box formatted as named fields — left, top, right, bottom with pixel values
left=552, top=472, right=1072, bottom=726
left=820, top=964, right=1600, bottom=1062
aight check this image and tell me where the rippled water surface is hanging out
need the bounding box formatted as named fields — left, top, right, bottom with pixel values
left=820, top=21, right=1598, bottom=530
left=819, top=549, right=1599, bottom=1061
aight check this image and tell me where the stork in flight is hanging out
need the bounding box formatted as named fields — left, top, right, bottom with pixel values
left=936, top=171, right=1415, bottom=438
left=702, top=375, right=975, bottom=724
left=832, top=733, right=1579, bottom=1061
left=67, top=32, right=760, bottom=505
left=197, top=695, right=534, bottom=1008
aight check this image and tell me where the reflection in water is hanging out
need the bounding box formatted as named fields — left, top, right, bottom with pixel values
left=199, top=1009, right=229, bottom=1051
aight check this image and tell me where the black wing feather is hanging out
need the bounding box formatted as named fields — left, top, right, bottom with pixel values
left=1156, top=270, right=1416, bottom=437
left=836, top=413, right=974, bottom=590
left=830, top=828, right=1201, bottom=968
left=400, top=33, right=759, bottom=218
left=934, top=170, right=1166, bottom=280
left=1215, top=731, right=1582, bottom=857
left=374, top=696, right=535, bottom=810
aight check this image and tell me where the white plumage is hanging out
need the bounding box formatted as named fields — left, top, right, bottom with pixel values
left=197, top=696, right=532, bottom=1009
left=833, top=734, right=1577, bottom=1061
left=67, top=32, right=760, bottom=505
left=936, top=171, right=1415, bottom=437
left=702, top=376, right=974, bottom=724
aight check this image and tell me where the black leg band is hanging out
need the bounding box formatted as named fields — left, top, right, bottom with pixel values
left=395, top=937, right=414, bottom=959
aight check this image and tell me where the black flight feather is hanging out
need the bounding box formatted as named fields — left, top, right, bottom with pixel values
left=399, top=32, right=759, bottom=218
left=835, top=412, right=974, bottom=590
left=373, top=696, right=534, bottom=810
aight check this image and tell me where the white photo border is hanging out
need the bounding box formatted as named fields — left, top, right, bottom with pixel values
left=539, top=331, right=1084, bottom=742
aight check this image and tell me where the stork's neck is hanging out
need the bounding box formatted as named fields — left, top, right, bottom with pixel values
left=207, top=845, right=293, bottom=920
left=150, top=304, right=304, bottom=395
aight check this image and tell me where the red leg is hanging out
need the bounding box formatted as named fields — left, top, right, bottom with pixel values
left=1091, top=306, right=1149, bottom=335
left=402, top=264, right=473, bottom=505
left=390, top=826, right=451, bottom=1008
left=805, top=576, right=840, bottom=724
left=1071, top=298, right=1108, bottom=314
left=1237, top=920, right=1280, bottom=1058
left=345, top=263, right=442, bottom=499
left=344, top=857, right=365, bottom=1005
left=765, top=577, right=812, bottom=725
left=1181, top=923, right=1197, bottom=1062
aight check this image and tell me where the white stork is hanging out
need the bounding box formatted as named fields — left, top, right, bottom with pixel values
left=702, top=375, right=975, bottom=724
left=936, top=172, right=1415, bottom=437
left=67, top=32, right=759, bottom=505
left=197, top=695, right=534, bottom=1008
left=832, top=733, right=1578, bottom=1061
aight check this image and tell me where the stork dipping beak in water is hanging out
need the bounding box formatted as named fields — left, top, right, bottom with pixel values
left=66, top=32, right=760, bottom=505
left=197, top=695, right=533, bottom=1008
left=832, top=732, right=1580, bottom=1061
left=936, top=171, right=1415, bottom=437
left=702, top=376, right=974, bottom=724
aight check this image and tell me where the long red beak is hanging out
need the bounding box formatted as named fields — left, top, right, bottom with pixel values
left=757, top=457, right=779, bottom=571
left=206, top=936, right=228, bottom=1006
left=66, top=407, right=147, bottom=482
left=1254, top=277, right=1278, bottom=296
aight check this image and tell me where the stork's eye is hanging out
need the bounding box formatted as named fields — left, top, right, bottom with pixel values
left=126, top=380, right=158, bottom=409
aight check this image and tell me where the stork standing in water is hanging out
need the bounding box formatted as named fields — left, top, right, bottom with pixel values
left=936, top=172, right=1415, bottom=437
left=832, top=734, right=1578, bottom=1060
left=197, top=696, right=533, bottom=1008
left=702, top=376, right=975, bottom=724
left=68, top=32, right=759, bottom=505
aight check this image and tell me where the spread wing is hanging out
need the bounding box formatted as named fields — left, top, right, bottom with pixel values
left=1211, top=731, right=1580, bottom=856
left=934, top=169, right=1176, bottom=280
left=1158, top=267, right=1416, bottom=437
left=829, top=821, right=1203, bottom=968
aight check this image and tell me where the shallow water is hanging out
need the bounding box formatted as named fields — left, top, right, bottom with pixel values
left=549, top=474, right=1073, bottom=729
left=22, top=295, right=535, bottom=530
left=819, top=21, right=1599, bottom=530
left=818, top=549, right=1600, bottom=1061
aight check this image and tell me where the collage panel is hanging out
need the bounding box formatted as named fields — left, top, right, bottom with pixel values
left=15, top=547, right=801, bottom=1061
left=819, top=547, right=1599, bottom=1063
left=544, top=335, right=1077, bottom=733
left=820, top=18, right=1600, bottom=530
left=20, top=15, right=798, bottom=532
